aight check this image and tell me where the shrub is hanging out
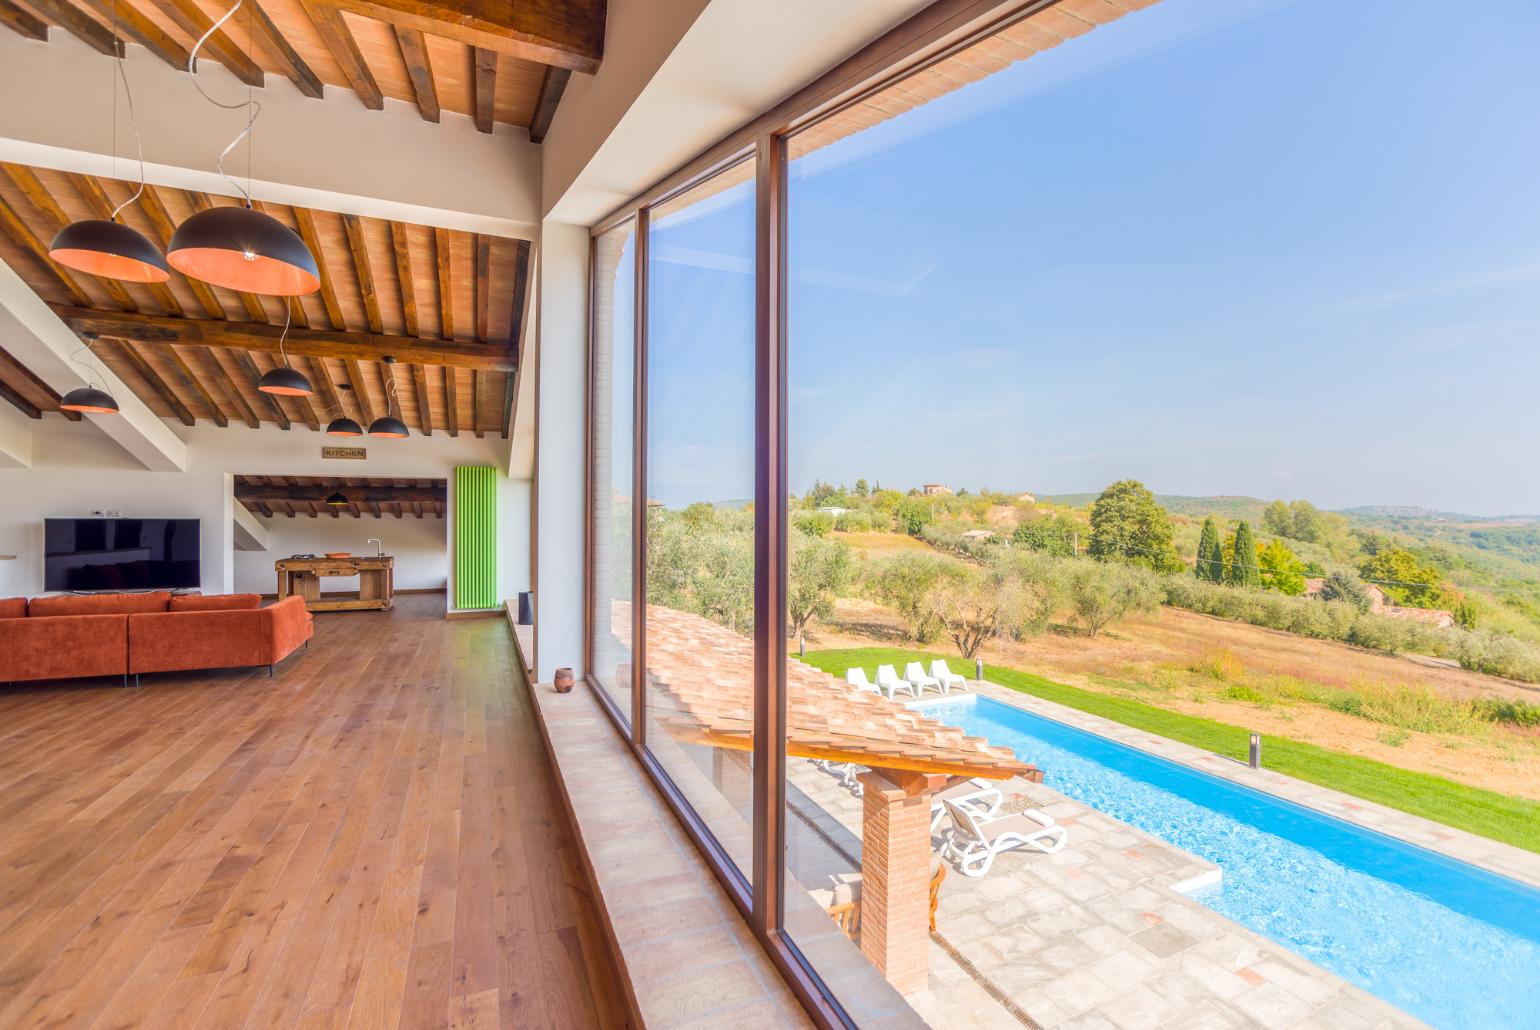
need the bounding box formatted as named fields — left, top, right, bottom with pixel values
left=1221, top=684, right=1266, bottom=703
left=834, top=511, right=874, bottom=533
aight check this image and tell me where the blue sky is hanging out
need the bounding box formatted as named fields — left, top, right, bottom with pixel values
left=639, top=0, right=1540, bottom=515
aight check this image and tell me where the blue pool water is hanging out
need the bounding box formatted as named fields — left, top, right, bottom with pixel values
left=920, top=694, right=1540, bottom=1029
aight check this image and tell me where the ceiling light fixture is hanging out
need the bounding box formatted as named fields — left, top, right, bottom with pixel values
left=368, top=356, right=410, bottom=438
left=166, top=1, right=319, bottom=296
left=256, top=305, right=314, bottom=396
left=326, top=416, right=364, bottom=436
left=49, top=1, right=169, bottom=284
left=325, top=492, right=348, bottom=507
left=59, top=333, right=121, bottom=414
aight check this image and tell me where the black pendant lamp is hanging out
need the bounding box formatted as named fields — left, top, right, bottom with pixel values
left=59, top=334, right=121, bottom=414
left=170, top=1, right=319, bottom=297
left=50, top=8, right=168, bottom=283
left=59, top=385, right=121, bottom=415
left=368, top=356, right=409, bottom=438
left=51, top=219, right=170, bottom=284
left=326, top=416, right=363, bottom=436
left=168, top=205, right=320, bottom=297
left=325, top=492, right=349, bottom=507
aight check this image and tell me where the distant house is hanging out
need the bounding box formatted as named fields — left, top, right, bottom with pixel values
left=816, top=506, right=853, bottom=517
left=1303, top=579, right=1455, bottom=628
left=921, top=483, right=952, bottom=496
left=1016, top=493, right=1036, bottom=505
left=960, top=529, right=995, bottom=541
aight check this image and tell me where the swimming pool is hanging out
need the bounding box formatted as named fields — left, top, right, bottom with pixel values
left=920, top=693, right=1540, bottom=1029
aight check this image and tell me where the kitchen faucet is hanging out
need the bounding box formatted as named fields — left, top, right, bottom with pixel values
left=367, top=538, right=383, bottom=557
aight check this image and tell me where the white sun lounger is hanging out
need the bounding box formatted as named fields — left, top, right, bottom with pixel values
left=941, top=799, right=1067, bottom=876
left=875, top=664, right=918, bottom=700
left=930, top=659, right=968, bottom=693
left=813, top=759, right=866, bottom=796
left=928, top=777, right=1004, bottom=832
left=904, top=662, right=943, bottom=696
left=845, top=668, right=881, bottom=695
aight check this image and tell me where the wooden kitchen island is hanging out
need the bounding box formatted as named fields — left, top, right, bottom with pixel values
left=276, top=555, right=394, bottom=612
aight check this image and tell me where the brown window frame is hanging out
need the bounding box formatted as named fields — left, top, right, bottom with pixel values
left=583, top=1, right=1068, bottom=1023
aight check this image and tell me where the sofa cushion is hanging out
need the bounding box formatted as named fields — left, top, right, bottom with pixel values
left=128, top=610, right=264, bottom=674
left=0, top=614, right=129, bottom=681
left=29, top=591, right=171, bottom=617
left=0, top=597, right=25, bottom=619
left=169, top=593, right=262, bottom=613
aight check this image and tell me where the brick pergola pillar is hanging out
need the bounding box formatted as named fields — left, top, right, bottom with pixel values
left=856, top=767, right=945, bottom=995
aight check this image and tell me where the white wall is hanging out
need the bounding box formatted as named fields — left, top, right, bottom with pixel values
left=0, top=419, right=529, bottom=606
left=233, top=513, right=448, bottom=596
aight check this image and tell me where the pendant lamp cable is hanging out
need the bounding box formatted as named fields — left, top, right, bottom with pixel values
left=105, top=0, right=148, bottom=223
left=70, top=338, right=109, bottom=393
left=276, top=303, right=293, bottom=369
left=186, top=1, right=261, bottom=207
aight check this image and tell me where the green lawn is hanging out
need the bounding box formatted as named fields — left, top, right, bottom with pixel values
left=805, top=646, right=1540, bottom=854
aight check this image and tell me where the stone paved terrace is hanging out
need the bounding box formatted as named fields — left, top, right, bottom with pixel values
left=779, top=670, right=1540, bottom=1029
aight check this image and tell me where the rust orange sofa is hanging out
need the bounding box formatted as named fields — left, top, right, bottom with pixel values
left=0, top=592, right=313, bottom=687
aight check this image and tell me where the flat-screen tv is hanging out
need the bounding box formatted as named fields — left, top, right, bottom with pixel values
left=44, top=518, right=201, bottom=592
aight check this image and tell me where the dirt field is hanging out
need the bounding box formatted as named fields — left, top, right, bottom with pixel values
left=816, top=599, right=1540, bottom=801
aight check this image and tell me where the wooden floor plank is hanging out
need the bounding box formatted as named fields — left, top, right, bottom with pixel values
left=0, top=596, right=631, bottom=1028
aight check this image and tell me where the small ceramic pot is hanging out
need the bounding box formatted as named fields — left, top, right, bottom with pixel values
left=554, top=667, right=575, bottom=694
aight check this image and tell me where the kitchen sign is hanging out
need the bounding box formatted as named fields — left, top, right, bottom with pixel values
left=322, top=446, right=367, bottom=460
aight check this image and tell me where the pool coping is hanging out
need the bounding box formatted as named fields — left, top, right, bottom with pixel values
left=919, top=681, right=1540, bottom=892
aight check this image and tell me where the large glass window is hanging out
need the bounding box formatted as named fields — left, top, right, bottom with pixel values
left=592, top=0, right=1540, bottom=1025
left=590, top=221, right=636, bottom=718
left=642, top=161, right=759, bottom=877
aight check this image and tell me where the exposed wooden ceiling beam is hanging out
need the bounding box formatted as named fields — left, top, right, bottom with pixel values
left=78, top=0, right=189, bottom=68
left=23, top=0, right=123, bottom=57
left=0, top=0, right=48, bottom=41
left=50, top=308, right=517, bottom=371
left=292, top=206, right=344, bottom=330
left=473, top=234, right=489, bottom=341
left=138, top=185, right=226, bottom=319
left=343, top=214, right=383, bottom=333
left=247, top=0, right=325, bottom=99
left=500, top=370, right=513, bottom=438
left=201, top=346, right=259, bottom=428
left=443, top=366, right=458, bottom=437
left=145, top=0, right=263, bottom=87
left=229, top=350, right=290, bottom=429
left=112, top=338, right=195, bottom=426
left=434, top=226, right=454, bottom=339
left=394, top=26, right=439, bottom=123
left=321, top=0, right=604, bottom=73
left=309, top=356, right=343, bottom=427
left=165, top=343, right=228, bottom=428
left=235, top=483, right=446, bottom=503
left=0, top=193, right=92, bottom=307
left=343, top=360, right=375, bottom=424
left=0, top=376, right=41, bottom=418
left=472, top=47, right=496, bottom=134
left=388, top=221, right=418, bottom=336
left=471, top=368, right=482, bottom=438
left=528, top=66, right=570, bottom=144
left=0, top=342, right=80, bottom=421
left=411, top=363, right=431, bottom=436
left=299, top=0, right=383, bottom=110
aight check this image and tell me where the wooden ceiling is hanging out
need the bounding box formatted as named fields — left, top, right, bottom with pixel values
left=0, top=161, right=532, bottom=437
left=0, top=0, right=606, bottom=140
left=236, top=473, right=445, bottom=518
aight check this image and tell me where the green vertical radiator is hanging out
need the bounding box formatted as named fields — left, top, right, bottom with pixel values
left=454, top=466, right=497, bottom=609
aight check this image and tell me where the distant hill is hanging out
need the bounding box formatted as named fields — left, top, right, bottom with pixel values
left=1042, top=493, right=1267, bottom=521
left=1340, top=505, right=1540, bottom=526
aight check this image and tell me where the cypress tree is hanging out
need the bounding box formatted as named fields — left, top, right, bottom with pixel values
left=1196, top=517, right=1222, bottom=582
left=1229, top=520, right=1262, bottom=587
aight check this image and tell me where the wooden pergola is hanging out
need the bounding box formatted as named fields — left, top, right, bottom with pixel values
left=629, top=602, right=1039, bottom=993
